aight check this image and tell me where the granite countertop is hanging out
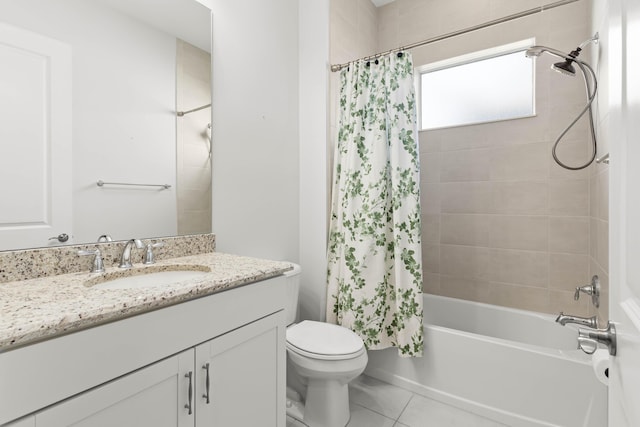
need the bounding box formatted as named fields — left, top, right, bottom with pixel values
left=0, top=252, right=292, bottom=351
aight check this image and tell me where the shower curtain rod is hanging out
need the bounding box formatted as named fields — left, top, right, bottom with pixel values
left=176, top=103, right=211, bottom=117
left=330, top=0, right=580, bottom=72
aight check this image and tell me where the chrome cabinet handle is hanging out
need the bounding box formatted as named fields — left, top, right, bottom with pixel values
left=185, top=371, right=193, bottom=415
left=49, top=233, right=69, bottom=242
left=202, top=363, right=211, bottom=404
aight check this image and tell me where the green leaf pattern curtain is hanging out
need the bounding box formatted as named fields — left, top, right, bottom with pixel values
left=327, top=53, right=423, bottom=357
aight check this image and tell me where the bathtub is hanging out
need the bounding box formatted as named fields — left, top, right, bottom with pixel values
left=364, top=294, right=607, bottom=427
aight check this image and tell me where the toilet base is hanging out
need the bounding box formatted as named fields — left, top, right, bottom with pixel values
left=303, top=378, right=351, bottom=427
left=285, top=391, right=307, bottom=426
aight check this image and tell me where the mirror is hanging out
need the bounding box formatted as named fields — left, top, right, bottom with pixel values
left=0, top=0, right=212, bottom=251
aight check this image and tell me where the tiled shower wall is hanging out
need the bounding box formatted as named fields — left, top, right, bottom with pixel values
left=377, top=0, right=595, bottom=315
left=176, top=40, right=212, bottom=235
left=331, top=0, right=606, bottom=316
left=589, top=0, right=611, bottom=323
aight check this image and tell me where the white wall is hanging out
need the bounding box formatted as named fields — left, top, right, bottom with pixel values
left=299, top=0, right=330, bottom=321
left=210, top=1, right=332, bottom=322
left=210, top=0, right=300, bottom=262
left=1, top=0, right=179, bottom=243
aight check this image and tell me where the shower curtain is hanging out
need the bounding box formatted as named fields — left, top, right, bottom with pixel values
left=327, top=52, right=423, bottom=357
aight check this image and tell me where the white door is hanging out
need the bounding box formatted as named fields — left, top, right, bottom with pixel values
left=0, top=23, right=72, bottom=250
left=609, top=0, right=640, bottom=425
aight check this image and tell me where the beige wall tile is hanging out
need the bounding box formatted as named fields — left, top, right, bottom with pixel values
left=419, top=130, right=441, bottom=153
left=487, top=249, right=548, bottom=287
left=420, top=183, right=441, bottom=214
left=549, top=290, right=590, bottom=317
left=597, top=169, right=609, bottom=221
left=490, top=142, right=549, bottom=181
left=489, top=215, right=548, bottom=251
left=440, top=148, right=491, bottom=182
left=422, top=243, right=440, bottom=274
left=420, top=152, right=440, bottom=184
left=423, top=271, right=440, bottom=294
left=486, top=282, right=549, bottom=312
left=440, top=182, right=492, bottom=214
left=440, top=244, right=490, bottom=280
left=481, top=116, right=547, bottom=147
left=596, top=219, right=609, bottom=272
left=590, top=217, right=598, bottom=260
left=549, top=216, right=589, bottom=254
left=491, top=181, right=548, bottom=215
left=549, top=253, right=589, bottom=291
left=589, top=173, right=598, bottom=218
left=421, top=214, right=440, bottom=244
left=433, top=125, right=489, bottom=152
left=550, top=139, right=591, bottom=180
left=549, top=179, right=589, bottom=216
left=440, top=214, right=490, bottom=246
left=438, top=275, right=491, bottom=302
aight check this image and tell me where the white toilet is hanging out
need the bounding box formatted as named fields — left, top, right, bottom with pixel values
left=284, top=265, right=368, bottom=427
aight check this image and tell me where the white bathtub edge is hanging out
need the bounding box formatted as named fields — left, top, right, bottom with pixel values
left=364, top=365, right=564, bottom=427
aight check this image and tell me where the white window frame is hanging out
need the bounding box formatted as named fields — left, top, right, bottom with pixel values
left=416, top=38, right=536, bottom=131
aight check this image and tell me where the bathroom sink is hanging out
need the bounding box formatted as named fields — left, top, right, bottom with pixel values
left=86, top=265, right=211, bottom=290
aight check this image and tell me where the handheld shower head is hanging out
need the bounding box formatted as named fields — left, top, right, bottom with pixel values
left=549, top=34, right=598, bottom=77
left=524, top=34, right=599, bottom=171
left=551, top=48, right=581, bottom=77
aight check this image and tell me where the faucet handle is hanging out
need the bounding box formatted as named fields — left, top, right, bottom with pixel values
left=574, top=275, right=600, bottom=308
left=578, top=322, right=617, bottom=356
left=143, top=242, right=165, bottom=265
left=577, top=337, right=598, bottom=354
left=78, top=248, right=105, bottom=273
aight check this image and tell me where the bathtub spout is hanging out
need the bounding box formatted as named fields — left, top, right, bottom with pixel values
left=555, top=312, right=598, bottom=328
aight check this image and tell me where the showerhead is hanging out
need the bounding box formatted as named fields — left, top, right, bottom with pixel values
left=523, top=34, right=600, bottom=171
left=551, top=48, right=581, bottom=77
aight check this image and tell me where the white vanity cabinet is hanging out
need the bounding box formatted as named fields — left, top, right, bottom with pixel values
left=0, top=276, right=287, bottom=427
left=194, top=313, right=283, bottom=426
left=35, top=350, right=193, bottom=427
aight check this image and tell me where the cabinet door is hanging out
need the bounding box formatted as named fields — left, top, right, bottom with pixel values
left=195, top=312, right=286, bottom=427
left=35, top=350, right=194, bottom=427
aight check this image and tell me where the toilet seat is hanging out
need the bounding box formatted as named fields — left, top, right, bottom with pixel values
left=286, top=320, right=365, bottom=361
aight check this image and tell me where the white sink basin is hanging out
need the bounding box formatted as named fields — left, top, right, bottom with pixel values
left=87, top=266, right=210, bottom=290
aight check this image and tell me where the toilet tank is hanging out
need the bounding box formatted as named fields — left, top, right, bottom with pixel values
left=283, top=263, right=302, bottom=325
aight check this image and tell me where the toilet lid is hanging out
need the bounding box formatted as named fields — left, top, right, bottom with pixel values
left=286, top=320, right=364, bottom=357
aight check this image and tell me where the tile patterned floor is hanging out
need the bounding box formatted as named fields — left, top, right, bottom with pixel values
left=287, top=374, right=508, bottom=427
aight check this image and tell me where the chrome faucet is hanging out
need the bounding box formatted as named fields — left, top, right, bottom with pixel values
left=555, top=312, right=598, bottom=329
left=78, top=248, right=105, bottom=273
left=578, top=321, right=617, bottom=356
left=119, top=238, right=144, bottom=269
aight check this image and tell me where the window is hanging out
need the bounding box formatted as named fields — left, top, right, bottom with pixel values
left=418, top=40, right=535, bottom=130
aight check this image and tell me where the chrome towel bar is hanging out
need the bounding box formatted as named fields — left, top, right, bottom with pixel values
left=96, top=180, right=171, bottom=189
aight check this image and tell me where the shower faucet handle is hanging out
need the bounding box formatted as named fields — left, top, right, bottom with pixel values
left=574, top=275, right=600, bottom=308
left=578, top=322, right=617, bottom=356
left=577, top=337, right=598, bottom=354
